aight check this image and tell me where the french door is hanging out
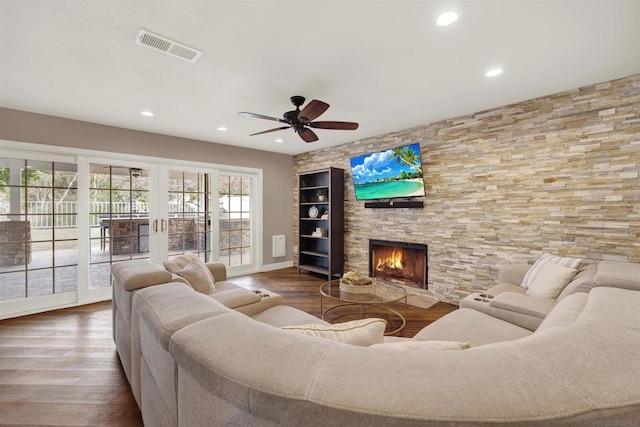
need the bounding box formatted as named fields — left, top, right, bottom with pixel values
left=87, top=162, right=218, bottom=288
left=1, top=142, right=260, bottom=319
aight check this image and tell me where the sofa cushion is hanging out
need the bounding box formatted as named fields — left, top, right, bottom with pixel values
left=164, top=254, right=215, bottom=295
left=521, top=253, right=582, bottom=290
left=526, top=262, right=577, bottom=300
left=413, top=308, right=531, bottom=347
left=594, top=261, right=640, bottom=291
left=536, top=292, right=588, bottom=332
left=489, top=292, right=555, bottom=319
left=111, top=260, right=173, bottom=292
left=370, top=340, right=470, bottom=351
left=282, top=318, right=386, bottom=346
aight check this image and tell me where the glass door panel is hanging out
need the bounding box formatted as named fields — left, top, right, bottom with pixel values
left=89, top=164, right=151, bottom=288
left=167, top=170, right=211, bottom=262
left=0, top=157, right=78, bottom=302
left=218, top=174, right=253, bottom=268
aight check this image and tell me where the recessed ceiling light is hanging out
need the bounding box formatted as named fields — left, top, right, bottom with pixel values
left=485, top=68, right=503, bottom=77
left=217, top=126, right=228, bottom=131
left=274, top=138, right=283, bottom=143
left=436, top=11, right=458, bottom=26
left=140, top=110, right=154, bottom=117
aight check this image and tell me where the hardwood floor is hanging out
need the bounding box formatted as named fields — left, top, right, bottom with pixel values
left=0, top=301, right=142, bottom=426
left=0, top=267, right=456, bottom=426
left=231, top=268, right=458, bottom=338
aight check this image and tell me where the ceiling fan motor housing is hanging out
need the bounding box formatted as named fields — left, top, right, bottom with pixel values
left=290, top=95, right=306, bottom=107
left=283, top=110, right=299, bottom=123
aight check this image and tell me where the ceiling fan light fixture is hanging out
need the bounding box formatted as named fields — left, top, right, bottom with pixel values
left=436, top=11, right=458, bottom=27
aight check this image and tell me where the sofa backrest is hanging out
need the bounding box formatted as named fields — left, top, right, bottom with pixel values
left=556, top=263, right=597, bottom=301
left=112, top=259, right=173, bottom=292
left=594, top=261, right=640, bottom=291
left=134, top=282, right=231, bottom=351
left=535, top=292, right=588, bottom=332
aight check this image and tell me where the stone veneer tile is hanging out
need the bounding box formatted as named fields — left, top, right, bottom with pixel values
left=293, top=73, right=640, bottom=305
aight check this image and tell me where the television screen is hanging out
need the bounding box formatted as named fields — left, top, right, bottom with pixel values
left=349, top=143, right=425, bottom=201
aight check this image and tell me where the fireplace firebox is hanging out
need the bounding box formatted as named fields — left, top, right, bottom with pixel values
left=369, top=239, right=428, bottom=289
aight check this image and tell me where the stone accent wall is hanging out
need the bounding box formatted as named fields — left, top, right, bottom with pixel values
left=0, top=221, right=31, bottom=266
left=293, top=73, right=640, bottom=304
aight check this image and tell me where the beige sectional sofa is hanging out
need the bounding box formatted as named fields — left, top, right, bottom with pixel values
left=112, top=259, right=640, bottom=426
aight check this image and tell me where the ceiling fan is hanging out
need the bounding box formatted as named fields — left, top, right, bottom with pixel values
left=238, top=96, right=359, bottom=143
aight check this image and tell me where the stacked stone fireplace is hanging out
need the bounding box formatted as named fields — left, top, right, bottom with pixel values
left=369, top=239, right=428, bottom=289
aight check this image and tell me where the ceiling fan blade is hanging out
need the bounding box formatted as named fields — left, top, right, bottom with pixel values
left=309, top=121, right=359, bottom=130
left=238, top=112, right=288, bottom=124
left=298, top=100, right=329, bottom=122
left=249, top=126, right=291, bottom=136
left=298, top=128, right=318, bottom=143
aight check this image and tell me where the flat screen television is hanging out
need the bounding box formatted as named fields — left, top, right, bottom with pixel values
left=349, top=142, right=425, bottom=201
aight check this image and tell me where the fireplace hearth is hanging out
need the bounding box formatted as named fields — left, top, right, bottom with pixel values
left=369, top=239, right=428, bottom=289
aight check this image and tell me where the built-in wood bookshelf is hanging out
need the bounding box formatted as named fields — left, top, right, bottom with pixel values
left=297, top=167, right=344, bottom=280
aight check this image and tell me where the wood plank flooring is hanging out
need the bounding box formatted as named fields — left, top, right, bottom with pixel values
left=0, top=267, right=457, bottom=426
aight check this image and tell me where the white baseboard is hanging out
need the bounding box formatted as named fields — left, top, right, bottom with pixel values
left=261, top=260, right=294, bottom=272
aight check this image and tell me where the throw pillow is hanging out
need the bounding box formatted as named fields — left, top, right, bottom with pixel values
left=526, top=262, right=577, bottom=300
left=165, top=254, right=215, bottom=295
left=282, top=318, right=387, bottom=346
left=521, top=253, right=582, bottom=290
left=163, top=254, right=191, bottom=274
left=370, top=340, right=470, bottom=351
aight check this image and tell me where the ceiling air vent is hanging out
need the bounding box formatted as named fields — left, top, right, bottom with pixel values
left=135, top=29, right=202, bottom=63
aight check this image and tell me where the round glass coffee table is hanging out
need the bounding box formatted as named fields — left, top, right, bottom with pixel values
left=320, top=279, right=407, bottom=335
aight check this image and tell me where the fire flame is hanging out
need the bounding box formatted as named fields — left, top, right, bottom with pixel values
left=375, top=249, right=403, bottom=271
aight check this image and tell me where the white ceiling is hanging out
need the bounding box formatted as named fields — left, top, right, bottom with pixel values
left=1, top=1, right=639, bottom=156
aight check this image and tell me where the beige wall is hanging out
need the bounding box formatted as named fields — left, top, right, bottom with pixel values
left=0, top=107, right=294, bottom=266
left=294, top=73, right=640, bottom=304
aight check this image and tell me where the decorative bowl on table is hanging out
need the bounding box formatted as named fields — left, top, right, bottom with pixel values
left=339, top=272, right=376, bottom=294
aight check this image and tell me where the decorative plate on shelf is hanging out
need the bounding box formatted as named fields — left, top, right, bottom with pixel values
left=308, top=205, right=319, bottom=218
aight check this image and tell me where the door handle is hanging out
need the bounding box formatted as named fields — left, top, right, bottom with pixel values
left=161, top=219, right=167, bottom=232
left=153, top=219, right=158, bottom=232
